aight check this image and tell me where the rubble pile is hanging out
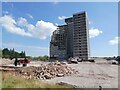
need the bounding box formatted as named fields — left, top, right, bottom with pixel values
left=16, top=62, right=79, bottom=80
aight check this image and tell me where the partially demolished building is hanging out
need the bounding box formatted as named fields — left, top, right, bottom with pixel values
left=50, top=11, right=90, bottom=60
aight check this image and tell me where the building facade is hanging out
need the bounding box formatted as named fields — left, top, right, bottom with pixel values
left=50, top=25, right=67, bottom=60
left=50, top=11, right=90, bottom=60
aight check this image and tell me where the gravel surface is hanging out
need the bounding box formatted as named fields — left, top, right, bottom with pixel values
left=1, top=59, right=118, bottom=88
left=45, top=62, right=118, bottom=88
left=0, top=58, right=14, bottom=66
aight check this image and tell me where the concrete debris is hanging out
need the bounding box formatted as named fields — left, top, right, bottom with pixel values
left=16, top=62, right=79, bottom=80
left=56, top=82, right=79, bottom=88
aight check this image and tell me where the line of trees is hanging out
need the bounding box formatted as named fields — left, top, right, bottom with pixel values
left=2, top=48, right=50, bottom=61
left=2, top=48, right=26, bottom=60
left=32, top=55, right=49, bottom=61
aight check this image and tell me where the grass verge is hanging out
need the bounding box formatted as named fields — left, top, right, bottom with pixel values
left=2, top=72, right=74, bottom=88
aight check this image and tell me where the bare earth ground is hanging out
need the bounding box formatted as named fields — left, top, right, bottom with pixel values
left=0, top=58, right=14, bottom=66
left=45, top=62, right=118, bottom=88
left=1, top=59, right=118, bottom=88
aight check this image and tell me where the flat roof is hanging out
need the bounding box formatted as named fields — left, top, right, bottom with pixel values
left=73, top=11, right=86, bottom=15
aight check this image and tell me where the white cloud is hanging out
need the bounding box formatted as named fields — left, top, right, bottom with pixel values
left=89, top=28, right=103, bottom=38
left=0, top=15, right=57, bottom=39
left=32, top=20, right=57, bottom=39
left=58, top=16, right=69, bottom=20
left=55, top=23, right=58, bottom=26
left=53, top=1, right=59, bottom=4
left=3, top=11, right=9, bottom=14
left=0, top=15, right=32, bottom=37
left=26, top=14, right=33, bottom=19
left=17, top=17, right=28, bottom=26
left=89, top=21, right=91, bottom=25
left=109, top=37, right=120, bottom=45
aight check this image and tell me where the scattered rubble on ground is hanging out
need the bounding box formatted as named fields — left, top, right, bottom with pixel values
left=16, top=62, right=79, bottom=80
left=0, top=58, right=14, bottom=66
left=56, top=82, right=79, bottom=88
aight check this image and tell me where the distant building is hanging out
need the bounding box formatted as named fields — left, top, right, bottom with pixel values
left=50, top=11, right=90, bottom=60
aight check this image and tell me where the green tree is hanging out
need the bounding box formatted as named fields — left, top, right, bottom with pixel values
left=2, top=48, right=10, bottom=58
left=32, top=55, right=49, bottom=61
left=2, top=48, right=28, bottom=59
left=23, top=51, right=26, bottom=58
left=14, top=51, right=20, bottom=58
left=9, top=49, right=15, bottom=60
left=19, top=51, right=23, bottom=58
left=43, top=55, right=49, bottom=60
left=19, top=51, right=26, bottom=58
left=26, top=56, right=33, bottom=59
